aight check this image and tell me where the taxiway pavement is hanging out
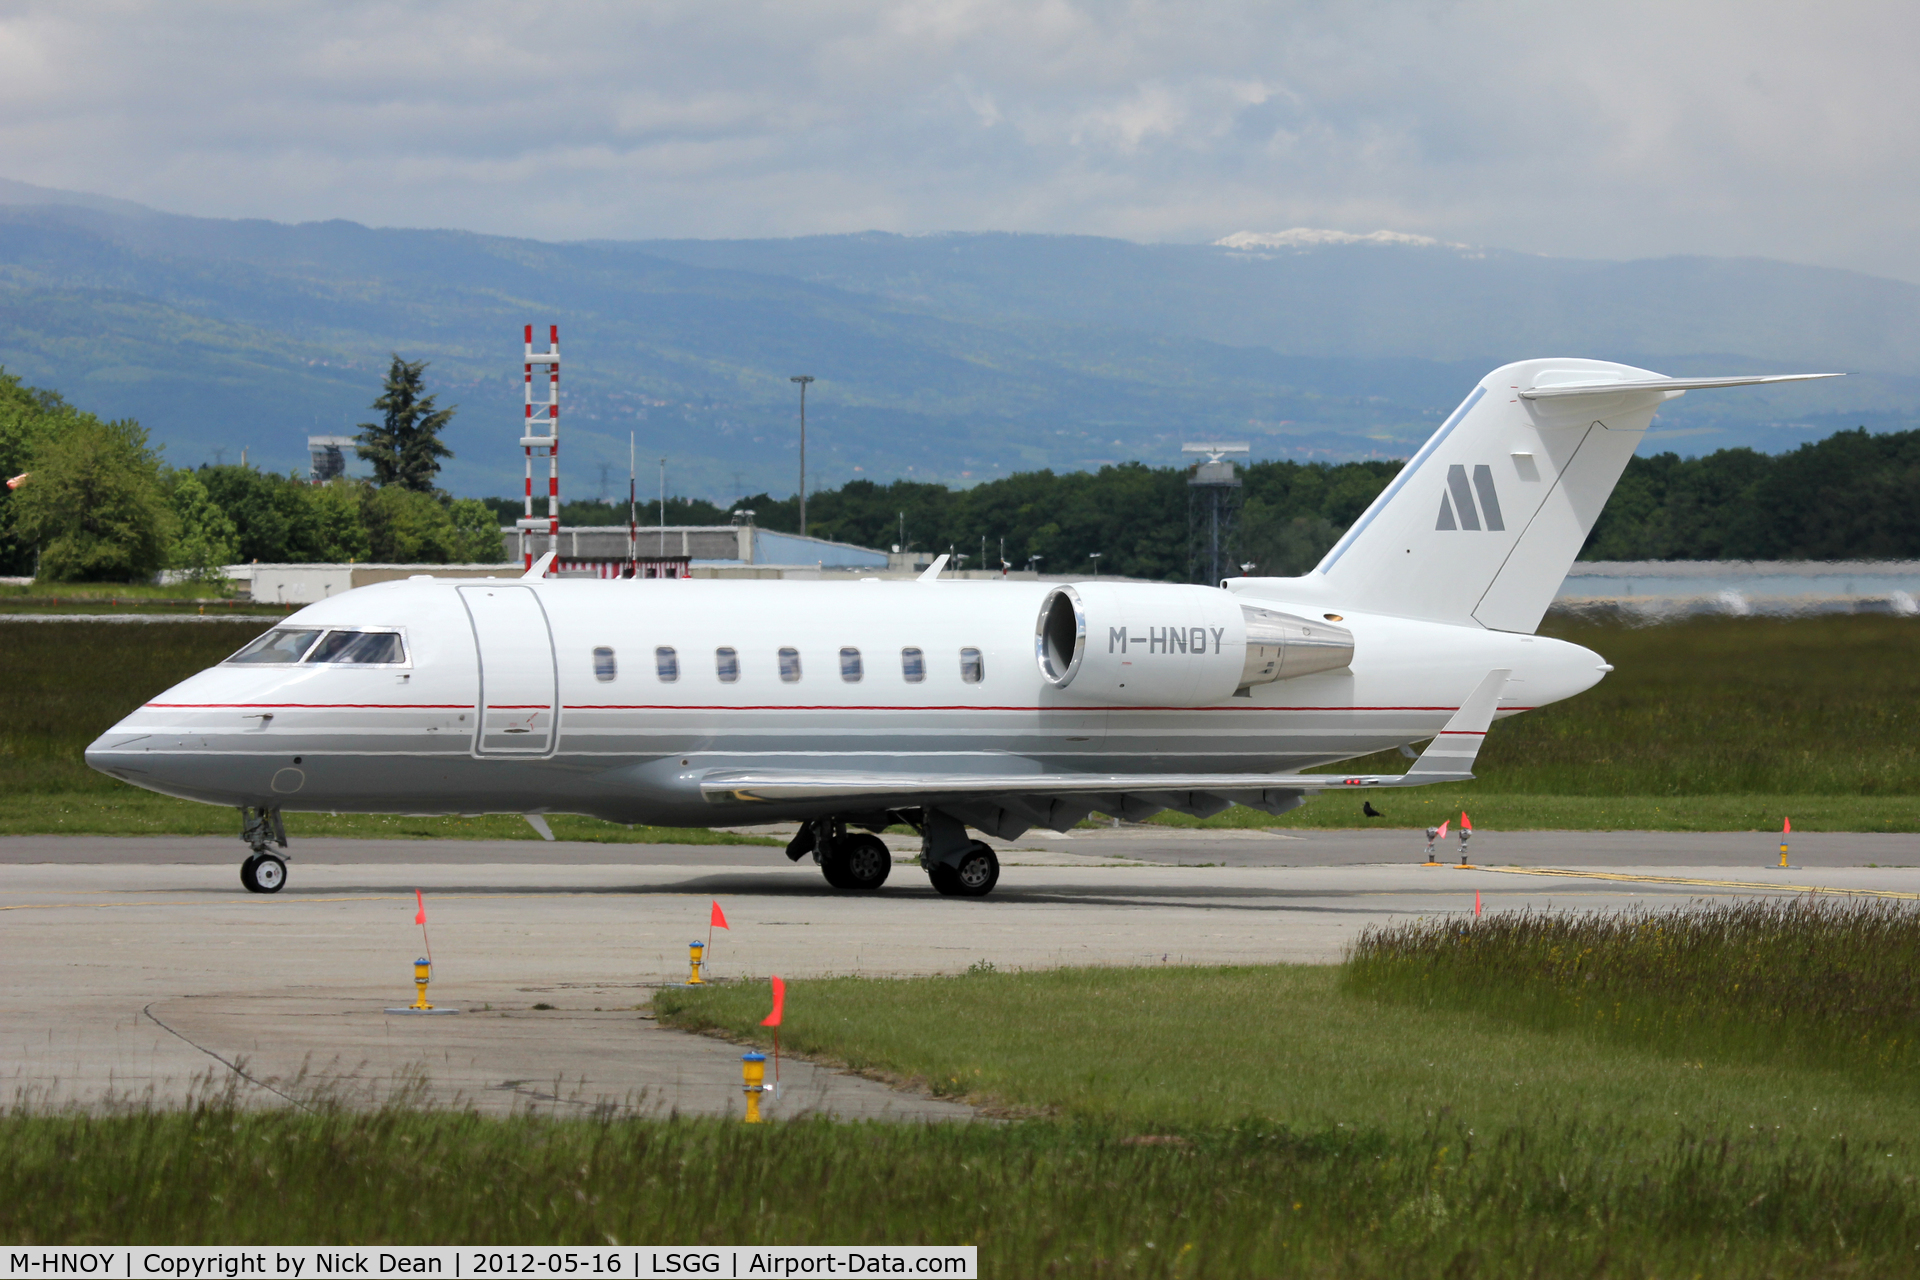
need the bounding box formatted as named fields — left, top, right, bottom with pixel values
left=4, top=827, right=1915, bottom=1116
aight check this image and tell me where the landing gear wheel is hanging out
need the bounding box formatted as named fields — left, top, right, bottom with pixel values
left=930, top=841, right=999, bottom=898
left=826, top=833, right=891, bottom=891
left=818, top=839, right=854, bottom=889
left=240, top=853, right=286, bottom=894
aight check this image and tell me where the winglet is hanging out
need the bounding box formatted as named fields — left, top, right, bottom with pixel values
left=917, top=554, right=951, bottom=582
left=1405, top=668, right=1511, bottom=778
left=522, top=551, right=556, bottom=580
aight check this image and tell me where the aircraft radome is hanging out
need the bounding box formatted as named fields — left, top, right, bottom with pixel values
left=88, top=360, right=1836, bottom=897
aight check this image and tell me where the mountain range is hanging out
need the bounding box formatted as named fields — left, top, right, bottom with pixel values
left=1, top=176, right=1915, bottom=501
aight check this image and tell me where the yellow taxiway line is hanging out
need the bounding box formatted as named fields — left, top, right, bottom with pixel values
left=1481, top=866, right=1920, bottom=901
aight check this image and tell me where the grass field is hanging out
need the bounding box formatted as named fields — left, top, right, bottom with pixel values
left=4, top=613, right=1917, bottom=835
left=1345, top=897, right=1920, bottom=1078
left=14, top=904, right=1915, bottom=1272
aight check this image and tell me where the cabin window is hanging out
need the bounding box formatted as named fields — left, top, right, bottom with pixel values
left=227, top=628, right=323, bottom=664
left=592, top=647, right=617, bottom=682
left=839, top=647, right=863, bottom=682
left=960, top=647, right=985, bottom=684
left=655, top=646, right=679, bottom=682
left=716, top=647, right=740, bottom=683
left=901, top=647, right=926, bottom=683
left=779, top=647, right=802, bottom=682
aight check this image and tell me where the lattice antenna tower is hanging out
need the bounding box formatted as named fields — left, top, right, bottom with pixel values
left=1184, top=441, right=1248, bottom=586
left=515, top=325, right=561, bottom=569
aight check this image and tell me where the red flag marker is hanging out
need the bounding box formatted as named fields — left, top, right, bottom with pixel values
left=413, top=889, right=431, bottom=963
left=1436, top=819, right=1450, bottom=841
left=761, top=975, right=785, bottom=1027
left=1474, top=889, right=1482, bottom=916
left=705, top=900, right=730, bottom=969
left=762, top=975, right=786, bottom=1094
left=1461, top=812, right=1473, bottom=831
left=1783, top=817, right=1792, bottom=835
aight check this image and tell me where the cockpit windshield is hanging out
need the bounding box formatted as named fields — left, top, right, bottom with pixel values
left=226, top=628, right=408, bottom=666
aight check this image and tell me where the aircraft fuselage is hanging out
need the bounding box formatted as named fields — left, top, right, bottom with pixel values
left=86, top=576, right=1605, bottom=827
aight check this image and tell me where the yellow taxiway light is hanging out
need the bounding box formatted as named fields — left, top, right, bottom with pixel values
left=741, top=1052, right=767, bottom=1123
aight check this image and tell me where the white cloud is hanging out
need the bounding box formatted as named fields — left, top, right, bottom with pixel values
left=0, top=0, right=1916, bottom=277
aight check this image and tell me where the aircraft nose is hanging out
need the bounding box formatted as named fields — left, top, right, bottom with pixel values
left=85, top=720, right=152, bottom=784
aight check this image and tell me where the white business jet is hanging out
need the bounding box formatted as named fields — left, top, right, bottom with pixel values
left=87, top=359, right=1833, bottom=896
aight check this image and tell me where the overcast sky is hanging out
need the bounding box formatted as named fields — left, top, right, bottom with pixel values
left=2, top=1, right=1917, bottom=279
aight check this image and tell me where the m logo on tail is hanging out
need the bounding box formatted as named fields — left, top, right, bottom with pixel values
left=1436, top=464, right=1505, bottom=531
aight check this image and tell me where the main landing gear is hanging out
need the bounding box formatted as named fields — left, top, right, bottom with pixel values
left=239, top=805, right=288, bottom=895
left=788, top=819, right=893, bottom=891
left=927, top=841, right=999, bottom=898
left=786, top=809, right=1002, bottom=898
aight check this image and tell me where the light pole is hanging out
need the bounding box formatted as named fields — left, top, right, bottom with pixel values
left=1089, top=552, right=1102, bottom=577
left=789, top=375, right=814, bottom=537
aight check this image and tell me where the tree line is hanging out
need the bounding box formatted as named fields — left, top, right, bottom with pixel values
left=5, top=350, right=1915, bottom=584
left=0, top=358, right=502, bottom=582
left=553, top=428, right=1920, bottom=576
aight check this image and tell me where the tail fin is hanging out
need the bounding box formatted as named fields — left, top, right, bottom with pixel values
left=1244, top=359, right=1836, bottom=632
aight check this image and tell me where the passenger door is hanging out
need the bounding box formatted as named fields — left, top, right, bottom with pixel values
left=459, top=585, right=559, bottom=756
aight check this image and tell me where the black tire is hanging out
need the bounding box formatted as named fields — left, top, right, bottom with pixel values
left=931, top=841, right=999, bottom=897
left=834, top=834, right=892, bottom=891
left=818, top=838, right=855, bottom=888
left=242, top=853, right=287, bottom=894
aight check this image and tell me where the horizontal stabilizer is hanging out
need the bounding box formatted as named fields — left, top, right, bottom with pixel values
left=1404, top=669, right=1509, bottom=777
left=1519, top=372, right=1839, bottom=400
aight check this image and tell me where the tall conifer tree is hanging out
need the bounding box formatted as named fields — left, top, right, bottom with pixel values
left=355, top=355, right=455, bottom=492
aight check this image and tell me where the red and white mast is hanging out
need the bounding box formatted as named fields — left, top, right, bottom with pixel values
left=516, top=325, right=561, bottom=570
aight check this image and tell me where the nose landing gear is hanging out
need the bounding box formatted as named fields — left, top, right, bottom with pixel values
left=241, top=852, right=287, bottom=893
left=239, top=805, right=289, bottom=894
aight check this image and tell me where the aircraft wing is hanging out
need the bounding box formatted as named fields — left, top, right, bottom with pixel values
left=700, top=671, right=1510, bottom=832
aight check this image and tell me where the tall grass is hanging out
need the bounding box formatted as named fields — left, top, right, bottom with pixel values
left=0, top=620, right=269, bottom=794
left=5, top=1103, right=1918, bottom=1275
left=1345, top=897, right=1920, bottom=1077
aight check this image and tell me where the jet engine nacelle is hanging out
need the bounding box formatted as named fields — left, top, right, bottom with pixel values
left=1034, top=583, right=1353, bottom=706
